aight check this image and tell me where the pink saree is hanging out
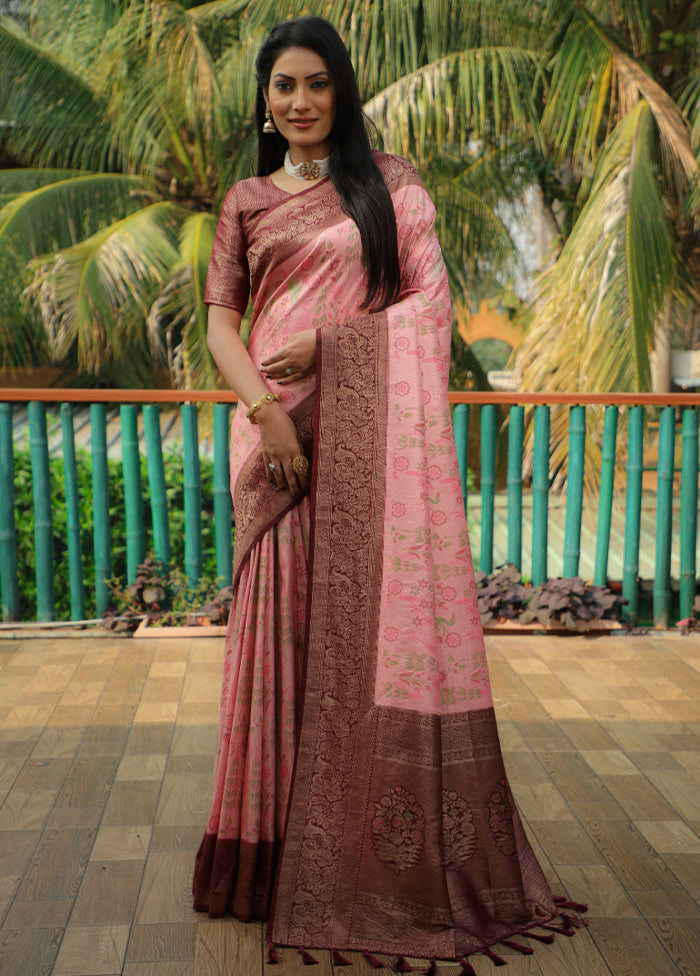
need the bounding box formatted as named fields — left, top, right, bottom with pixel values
left=193, top=154, right=572, bottom=962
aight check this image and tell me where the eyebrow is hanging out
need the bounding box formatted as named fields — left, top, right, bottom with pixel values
left=272, top=70, right=330, bottom=80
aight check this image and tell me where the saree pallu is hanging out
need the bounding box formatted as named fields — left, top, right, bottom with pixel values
left=194, top=154, right=560, bottom=960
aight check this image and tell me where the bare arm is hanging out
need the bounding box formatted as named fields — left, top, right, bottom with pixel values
left=207, top=305, right=308, bottom=495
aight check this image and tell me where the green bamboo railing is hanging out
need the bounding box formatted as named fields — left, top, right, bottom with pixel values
left=593, top=406, right=618, bottom=587
left=0, top=389, right=698, bottom=627
left=60, top=403, right=85, bottom=620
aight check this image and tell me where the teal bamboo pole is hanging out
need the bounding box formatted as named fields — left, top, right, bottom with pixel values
left=480, top=404, right=497, bottom=574
left=60, top=404, right=85, bottom=621
left=622, top=406, right=644, bottom=623
left=0, top=403, right=19, bottom=620
left=90, top=404, right=112, bottom=615
left=679, top=408, right=698, bottom=621
left=563, top=405, right=586, bottom=578
left=28, top=401, right=55, bottom=621
left=507, top=405, right=524, bottom=570
left=453, top=403, right=470, bottom=512
left=143, top=405, right=171, bottom=567
left=213, top=403, right=233, bottom=584
left=181, top=403, right=202, bottom=585
left=653, top=406, right=676, bottom=627
left=531, top=405, right=550, bottom=585
left=120, top=404, right=145, bottom=583
left=594, top=406, right=619, bottom=586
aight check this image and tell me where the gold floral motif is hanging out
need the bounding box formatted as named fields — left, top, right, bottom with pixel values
left=442, top=788, right=476, bottom=869
left=485, top=778, right=517, bottom=859
left=371, top=785, right=426, bottom=874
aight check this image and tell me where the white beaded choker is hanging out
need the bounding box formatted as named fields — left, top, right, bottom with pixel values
left=284, top=150, right=330, bottom=181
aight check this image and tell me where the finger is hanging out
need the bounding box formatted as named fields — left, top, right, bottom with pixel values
left=265, top=359, right=295, bottom=374
left=260, top=349, right=289, bottom=368
left=265, top=456, right=285, bottom=487
left=282, top=461, right=300, bottom=497
left=262, top=455, right=274, bottom=484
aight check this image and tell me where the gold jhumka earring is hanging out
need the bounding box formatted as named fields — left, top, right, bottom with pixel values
left=263, top=107, right=276, bottom=134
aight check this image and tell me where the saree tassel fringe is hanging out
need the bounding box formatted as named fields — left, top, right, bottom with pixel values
left=394, top=957, right=414, bottom=972
left=297, top=947, right=319, bottom=964
left=541, top=923, right=576, bottom=937
left=332, top=950, right=352, bottom=966
left=362, top=951, right=385, bottom=969
left=525, top=931, right=555, bottom=944
left=267, top=945, right=283, bottom=965
left=480, top=947, right=507, bottom=966
left=554, top=896, right=589, bottom=913
left=501, top=940, right=534, bottom=955
left=561, top=913, right=590, bottom=928
left=459, top=959, right=477, bottom=976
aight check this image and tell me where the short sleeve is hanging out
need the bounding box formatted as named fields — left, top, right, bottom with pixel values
left=204, top=184, right=251, bottom=313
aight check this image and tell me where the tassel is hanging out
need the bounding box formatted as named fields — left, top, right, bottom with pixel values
left=502, top=940, right=533, bottom=955
left=561, top=913, right=590, bottom=929
left=332, top=950, right=352, bottom=966
left=394, top=958, right=414, bottom=973
left=423, top=961, right=438, bottom=976
left=525, top=932, right=555, bottom=944
left=297, top=946, right=319, bottom=964
left=481, top=947, right=507, bottom=965
left=541, top=923, right=575, bottom=937
left=554, top=896, right=588, bottom=912
left=267, top=945, right=283, bottom=965
left=362, top=950, right=385, bottom=969
left=459, top=959, right=477, bottom=976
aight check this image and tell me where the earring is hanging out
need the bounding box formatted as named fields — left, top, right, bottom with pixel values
left=263, top=107, right=276, bottom=134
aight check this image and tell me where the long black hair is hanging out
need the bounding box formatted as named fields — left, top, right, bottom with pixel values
left=254, top=16, right=400, bottom=312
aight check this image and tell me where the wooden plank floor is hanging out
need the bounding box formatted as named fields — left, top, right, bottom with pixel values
left=0, top=630, right=698, bottom=976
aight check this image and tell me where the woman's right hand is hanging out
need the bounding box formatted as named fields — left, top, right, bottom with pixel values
left=256, top=402, right=309, bottom=496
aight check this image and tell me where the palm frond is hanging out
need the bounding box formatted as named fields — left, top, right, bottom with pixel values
left=26, top=202, right=182, bottom=376
left=0, top=174, right=153, bottom=278
left=422, top=149, right=525, bottom=301
left=516, top=101, right=677, bottom=398
left=545, top=6, right=698, bottom=199
left=147, top=211, right=218, bottom=389
left=0, top=18, right=115, bottom=169
left=364, top=47, right=542, bottom=159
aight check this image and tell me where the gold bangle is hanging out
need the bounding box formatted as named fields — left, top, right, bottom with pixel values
left=246, top=393, right=280, bottom=424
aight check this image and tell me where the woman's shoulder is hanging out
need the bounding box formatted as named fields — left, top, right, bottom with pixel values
left=372, top=151, right=424, bottom=190
left=220, top=175, right=283, bottom=214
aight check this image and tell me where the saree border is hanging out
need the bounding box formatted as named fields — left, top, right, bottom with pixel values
left=269, top=311, right=389, bottom=945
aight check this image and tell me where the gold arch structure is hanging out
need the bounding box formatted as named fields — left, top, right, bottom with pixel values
left=455, top=299, right=525, bottom=351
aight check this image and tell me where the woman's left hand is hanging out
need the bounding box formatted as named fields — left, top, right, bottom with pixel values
left=261, top=329, right=317, bottom=385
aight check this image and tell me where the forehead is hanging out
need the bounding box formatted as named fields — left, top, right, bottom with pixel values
left=270, top=46, right=330, bottom=79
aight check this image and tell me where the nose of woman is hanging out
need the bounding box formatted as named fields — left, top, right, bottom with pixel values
left=292, top=85, right=311, bottom=112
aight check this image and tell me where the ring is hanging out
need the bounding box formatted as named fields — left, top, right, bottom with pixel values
left=269, top=462, right=279, bottom=471
left=292, top=454, right=309, bottom=477
left=285, top=367, right=293, bottom=375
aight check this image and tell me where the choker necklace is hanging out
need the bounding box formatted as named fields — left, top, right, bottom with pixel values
left=284, top=150, right=330, bottom=181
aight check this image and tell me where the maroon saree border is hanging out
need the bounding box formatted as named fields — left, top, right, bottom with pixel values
left=269, top=312, right=389, bottom=946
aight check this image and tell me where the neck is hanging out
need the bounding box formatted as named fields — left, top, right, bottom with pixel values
left=287, top=147, right=330, bottom=165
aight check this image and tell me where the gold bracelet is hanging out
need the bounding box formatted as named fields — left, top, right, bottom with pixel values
left=246, top=393, right=281, bottom=424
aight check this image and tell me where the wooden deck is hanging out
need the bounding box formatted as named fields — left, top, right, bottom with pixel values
left=0, top=629, right=698, bottom=975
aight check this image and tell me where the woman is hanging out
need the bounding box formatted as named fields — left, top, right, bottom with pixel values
left=193, top=15, right=582, bottom=968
